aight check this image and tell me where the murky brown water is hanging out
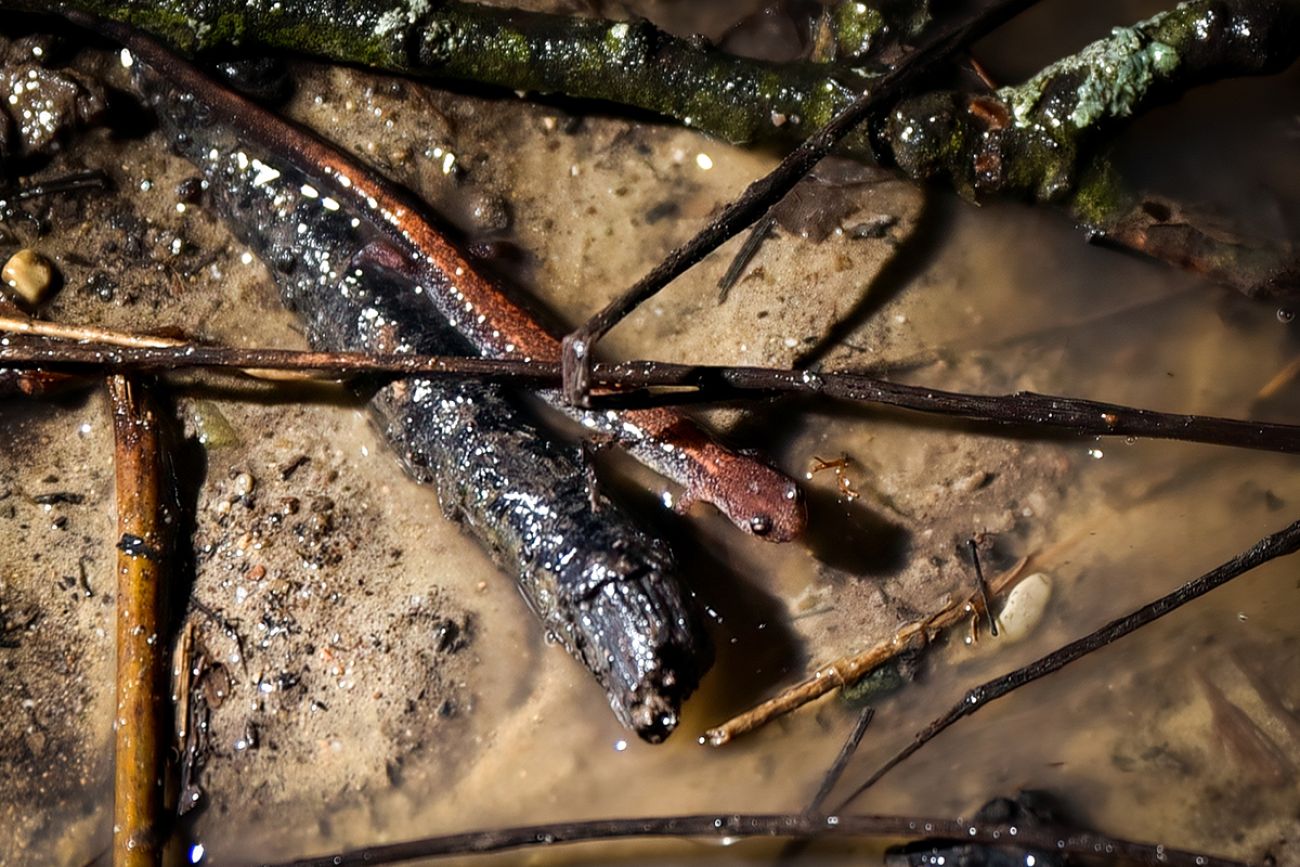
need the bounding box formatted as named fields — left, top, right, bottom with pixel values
left=1, top=1, right=1298, bottom=865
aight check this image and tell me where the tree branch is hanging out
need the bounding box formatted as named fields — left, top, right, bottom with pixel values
left=5, top=337, right=1300, bottom=455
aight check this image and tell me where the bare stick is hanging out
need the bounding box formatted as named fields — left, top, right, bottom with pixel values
left=1, top=314, right=181, bottom=348
left=969, top=539, right=998, bottom=637
left=704, top=558, right=1027, bottom=746
left=774, top=707, right=878, bottom=864
left=0, top=169, right=109, bottom=206
left=807, top=708, right=875, bottom=814
left=1256, top=355, right=1300, bottom=401
left=6, top=340, right=1300, bottom=455
left=256, top=811, right=1243, bottom=867
left=109, top=374, right=170, bottom=867
left=838, top=516, right=1300, bottom=806
left=0, top=314, right=316, bottom=381
left=557, top=0, right=1043, bottom=406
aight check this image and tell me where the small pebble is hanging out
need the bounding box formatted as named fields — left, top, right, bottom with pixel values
left=952, top=469, right=991, bottom=494
left=188, top=399, right=239, bottom=448
left=2, top=248, right=56, bottom=306
left=996, top=572, right=1052, bottom=643
left=233, top=472, right=255, bottom=497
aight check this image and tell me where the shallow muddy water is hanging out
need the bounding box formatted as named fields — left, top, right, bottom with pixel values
left=1, top=1, right=1298, bottom=865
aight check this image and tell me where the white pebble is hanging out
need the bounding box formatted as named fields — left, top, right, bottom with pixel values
left=996, top=572, right=1052, bottom=643
left=233, top=472, right=255, bottom=497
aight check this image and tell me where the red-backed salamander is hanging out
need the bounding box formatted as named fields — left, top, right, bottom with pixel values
left=92, top=18, right=806, bottom=544
left=81, top=18, right=715, bottom=741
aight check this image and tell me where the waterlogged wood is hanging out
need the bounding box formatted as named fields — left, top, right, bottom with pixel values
left=109, top=374, right=168, bottom=867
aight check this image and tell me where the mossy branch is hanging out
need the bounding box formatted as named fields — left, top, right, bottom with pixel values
left=26, top=0, right=1300, bottom=298
left=47, top=0, right=871, bottom=150
left=874, top=0, right=1300, bottom=297
left=884, top=0, right=1299, bottom=203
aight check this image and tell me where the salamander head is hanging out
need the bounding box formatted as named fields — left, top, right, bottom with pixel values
left=712, top=460, right=806, bottom=543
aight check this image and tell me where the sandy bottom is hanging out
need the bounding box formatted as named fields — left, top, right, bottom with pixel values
left=1, top=2, right=1298, bottom=865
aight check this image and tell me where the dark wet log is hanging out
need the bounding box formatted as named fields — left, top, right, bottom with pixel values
left=120, top=25, right=712, bottom=740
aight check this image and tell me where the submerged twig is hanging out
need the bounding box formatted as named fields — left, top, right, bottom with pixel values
left=807, top=707, right=875, bottom=814
left=6, top=339, right=1300, bottom=454
left=705, top=557, right=1027, bottom=746
left=256, top=811, right=1244, bottom=867
left=0, top=169, right=109, bottom=205
left=773, top=706, right=878, bottom=864
left=717, top=213, right=776, bottom=302
left=839, top=516, right=1300, bottom=805
left=968, top=539, right=998, bottom=637
left=108, top=374, right=170, bottom=867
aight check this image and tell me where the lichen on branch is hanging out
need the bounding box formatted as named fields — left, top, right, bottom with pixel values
left=878, top=0, right=1300, bottom=206
left=22, top=0, right=1300, bottom=298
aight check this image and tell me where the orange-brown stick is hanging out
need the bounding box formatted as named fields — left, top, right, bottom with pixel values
left=110, top=375, right=169, bottom=867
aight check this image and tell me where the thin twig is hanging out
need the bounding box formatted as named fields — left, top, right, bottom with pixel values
left=717, top=214, right=776, bottom=302
left=837, top=516, right=1300, bottom=807
left=0, top=314, right=317, bottom=381
left=1, top=314, right=180, bottom=349
left=1256, top=354, right=1300, bottom=401
left=968, top=539, right=998, bottom=637
left=108, top=374, right=170, bottom=867
left=704, top=557, right=1028, bottom=746
left=255, top=811, right=1244, bottom=867
left=774, top=706, right=877, bottom=865
left=0, top=169, right=109, bottom=205
left=558, top=0, right=1043, bottom=406
left=5, top=339, right=1300, bottom=454
left=807, top=708, right=875, bottom=814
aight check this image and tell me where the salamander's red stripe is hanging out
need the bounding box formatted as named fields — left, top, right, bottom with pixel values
left=104, top=19, right=805, bottom=541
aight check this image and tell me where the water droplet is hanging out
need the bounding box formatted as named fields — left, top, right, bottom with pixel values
left=1278, top=308, right=1295, bottom=323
